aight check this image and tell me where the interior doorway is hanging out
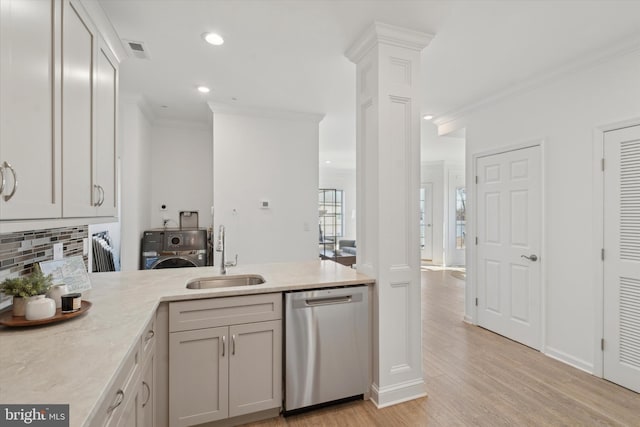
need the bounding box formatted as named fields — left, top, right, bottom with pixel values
left=420, top=183, right=434, bottom=261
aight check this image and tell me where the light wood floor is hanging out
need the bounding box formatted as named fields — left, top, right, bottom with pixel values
left=248, top=269, right=640, bottom=426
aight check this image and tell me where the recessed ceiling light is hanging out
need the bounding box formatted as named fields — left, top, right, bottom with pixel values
left=197, top=86, right=210, bottom=93
left=202, top=32, right=224, bottom=46
left=423, top=115, right=434, bottom=121
left=325, top=160, right=332, bottom=164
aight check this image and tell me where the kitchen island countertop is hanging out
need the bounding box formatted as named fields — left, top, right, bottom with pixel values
left=0, top=260, right=374, bottom=426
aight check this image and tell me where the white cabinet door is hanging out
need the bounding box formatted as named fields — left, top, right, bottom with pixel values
left=229, top=320, right=282, bottom=417
left=139, top=354, right=154, bottom=427
left=62, top=0, right=95, bottom=217
left=115, top=388, right=140, bottom=427
left=169, top=327, right=229, bottom=427
left=94, top=43, right=118, bottom=217
left=0, top=0, right=62, bottom=220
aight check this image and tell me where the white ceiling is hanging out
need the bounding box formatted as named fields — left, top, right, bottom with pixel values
left=98, top=0, right=640, bottom=169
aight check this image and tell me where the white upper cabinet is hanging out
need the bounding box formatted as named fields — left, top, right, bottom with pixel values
left=94, top=44, right=118, bottom=217
left=62, top=0, right=95, bottom=218
left=0, top=0, right=118, bottom=224
left=0, top=0, right=62, bottom=220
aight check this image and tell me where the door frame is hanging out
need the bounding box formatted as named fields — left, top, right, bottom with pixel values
left=468, top=140, right=546, bottom=352
left=592, top=117, right=640, bottom=378
left=420, top=182, right=434, bottom=261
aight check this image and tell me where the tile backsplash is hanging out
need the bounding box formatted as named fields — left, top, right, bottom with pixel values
left=0, top=226, right=88, bottom=310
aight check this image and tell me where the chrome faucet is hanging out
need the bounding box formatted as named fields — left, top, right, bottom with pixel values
left=216, top=225, right=237, bottom=274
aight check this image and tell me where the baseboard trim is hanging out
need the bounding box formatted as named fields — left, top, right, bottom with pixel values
left=370, top=378, right=427, bottom=408
left=545, top=346, right=594, bottom=374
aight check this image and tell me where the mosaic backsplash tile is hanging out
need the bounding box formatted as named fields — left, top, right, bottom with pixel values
left=0, top=225, right=88, bottom=310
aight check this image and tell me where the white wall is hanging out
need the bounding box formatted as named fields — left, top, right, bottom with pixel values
left=460, top=50, right=640, bottom=372
left=421, top=121, right=465, bottom=163
left=319, top=167, right=356, bottom=241
left=119, top=96, right=152, bottom=271
left=212, top=109, right=322, bottom=265
left=150, top=121, right=213, bottom=229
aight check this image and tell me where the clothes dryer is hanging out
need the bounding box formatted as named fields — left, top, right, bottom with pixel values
left=141, top=228, right=209, bottom=269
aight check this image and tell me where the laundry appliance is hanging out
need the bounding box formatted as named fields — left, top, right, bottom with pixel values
left=141, top=228, right=209, bottom=269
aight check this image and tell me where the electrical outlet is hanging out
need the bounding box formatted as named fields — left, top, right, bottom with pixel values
left=53, top=243, right=63, bottom=260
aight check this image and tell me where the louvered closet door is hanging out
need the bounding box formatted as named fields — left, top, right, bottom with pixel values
left=604, top=125, right=640, bottom=393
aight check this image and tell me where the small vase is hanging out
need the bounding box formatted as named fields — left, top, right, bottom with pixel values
left=25, top=295, right=56, bottom=321
left=12, top=296, right=26, bottom=317
left=47, top=283, right=69, bottom=309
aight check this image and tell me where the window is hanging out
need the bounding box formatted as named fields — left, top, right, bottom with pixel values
left=318, top=189, right=344, bottom=241
left=456, top=186, right=466, bottom=249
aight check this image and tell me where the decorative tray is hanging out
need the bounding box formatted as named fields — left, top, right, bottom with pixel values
left=0, top=300, right=92, bottom=327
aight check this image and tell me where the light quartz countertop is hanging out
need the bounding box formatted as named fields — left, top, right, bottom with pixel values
left=0, top=260, right=374, bottom=427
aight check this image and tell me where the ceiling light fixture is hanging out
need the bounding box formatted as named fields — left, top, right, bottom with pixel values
left=325, top=160, right=332, bottom=164
left=197, top=86, right=210, bottom=93
left=202, top=32, right=224, bottom=46
left=423, top=114, right=434, bottom=121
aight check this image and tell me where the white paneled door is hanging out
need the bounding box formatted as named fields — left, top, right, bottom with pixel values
left=421, top=183, right=434, bottom=261
left=603, top=125, right=640, bottom=393
left=476, top=145, right=542, bottom=350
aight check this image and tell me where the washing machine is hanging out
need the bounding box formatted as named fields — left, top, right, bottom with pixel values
left=141, top=228, right=209, bottom=269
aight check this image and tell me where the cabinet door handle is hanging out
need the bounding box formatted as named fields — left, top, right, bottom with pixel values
left=2, top=161, right=17, bottom=202
left=107, top=389, right=124, bottom=413
left=142, top=381, right=151, bottom=407
left=98, top=185, right=105, bottom=206
left=232, top=334, right=236, bottom=355
left=222, top=335, right=226, bottom=357
left=93, top=185, right=101, bottom=207
left=0, top=165, right=5, bottom=195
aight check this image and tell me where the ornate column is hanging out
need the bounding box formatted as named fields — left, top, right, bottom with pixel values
left=346, top=22, right=432, bottom=407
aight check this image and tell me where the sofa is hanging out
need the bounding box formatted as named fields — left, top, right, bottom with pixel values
left=338, top=240, right=356, bottom=256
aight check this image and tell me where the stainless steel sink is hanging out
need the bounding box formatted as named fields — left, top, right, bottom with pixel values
left=186, top=274, right=265, bottom=289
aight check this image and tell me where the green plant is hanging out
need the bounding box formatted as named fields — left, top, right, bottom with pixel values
left=0, top=265, right=53, bottom=298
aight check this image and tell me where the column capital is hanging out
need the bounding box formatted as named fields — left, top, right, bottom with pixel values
left=345, top=21, right=433, bottom=64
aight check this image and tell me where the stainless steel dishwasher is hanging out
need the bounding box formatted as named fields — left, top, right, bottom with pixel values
left=284, top=285, right=369, bottom=414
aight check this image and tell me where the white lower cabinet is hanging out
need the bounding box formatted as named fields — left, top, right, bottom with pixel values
left=92, top=316, right=155, bottom=427
left=140, top=352, right=155, bottom=427
left=168, top=294, right=282, bottom=427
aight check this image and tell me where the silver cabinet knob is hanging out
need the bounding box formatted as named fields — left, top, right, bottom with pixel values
left=521, top=254, right=538, bottom=262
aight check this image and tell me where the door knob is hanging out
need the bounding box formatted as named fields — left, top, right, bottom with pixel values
left=521, top=254, right=538, bottom=262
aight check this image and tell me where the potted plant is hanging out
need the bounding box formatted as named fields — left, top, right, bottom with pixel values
left=0, top=265, right=53, bottom=317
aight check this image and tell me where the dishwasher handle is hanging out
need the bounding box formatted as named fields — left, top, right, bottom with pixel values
left=305, top=296, right=351, bottom=306
left=291, top=291, right=364, bottom=309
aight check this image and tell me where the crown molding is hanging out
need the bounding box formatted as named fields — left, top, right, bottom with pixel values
left=79, top=0, right=127, bottom=63
left=433, top=37, right=640, bottom=132
left=345, top=21, right=433, bottom=63
left=208, top=102, right=325, bottom=123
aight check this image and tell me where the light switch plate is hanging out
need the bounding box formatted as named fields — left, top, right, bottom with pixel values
left=83, top=238, right=89, bottom=256
left=53, top=243, right=63, bottom=260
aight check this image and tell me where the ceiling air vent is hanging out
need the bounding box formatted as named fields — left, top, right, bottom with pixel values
left=123, top=39, right=151, bottom=60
